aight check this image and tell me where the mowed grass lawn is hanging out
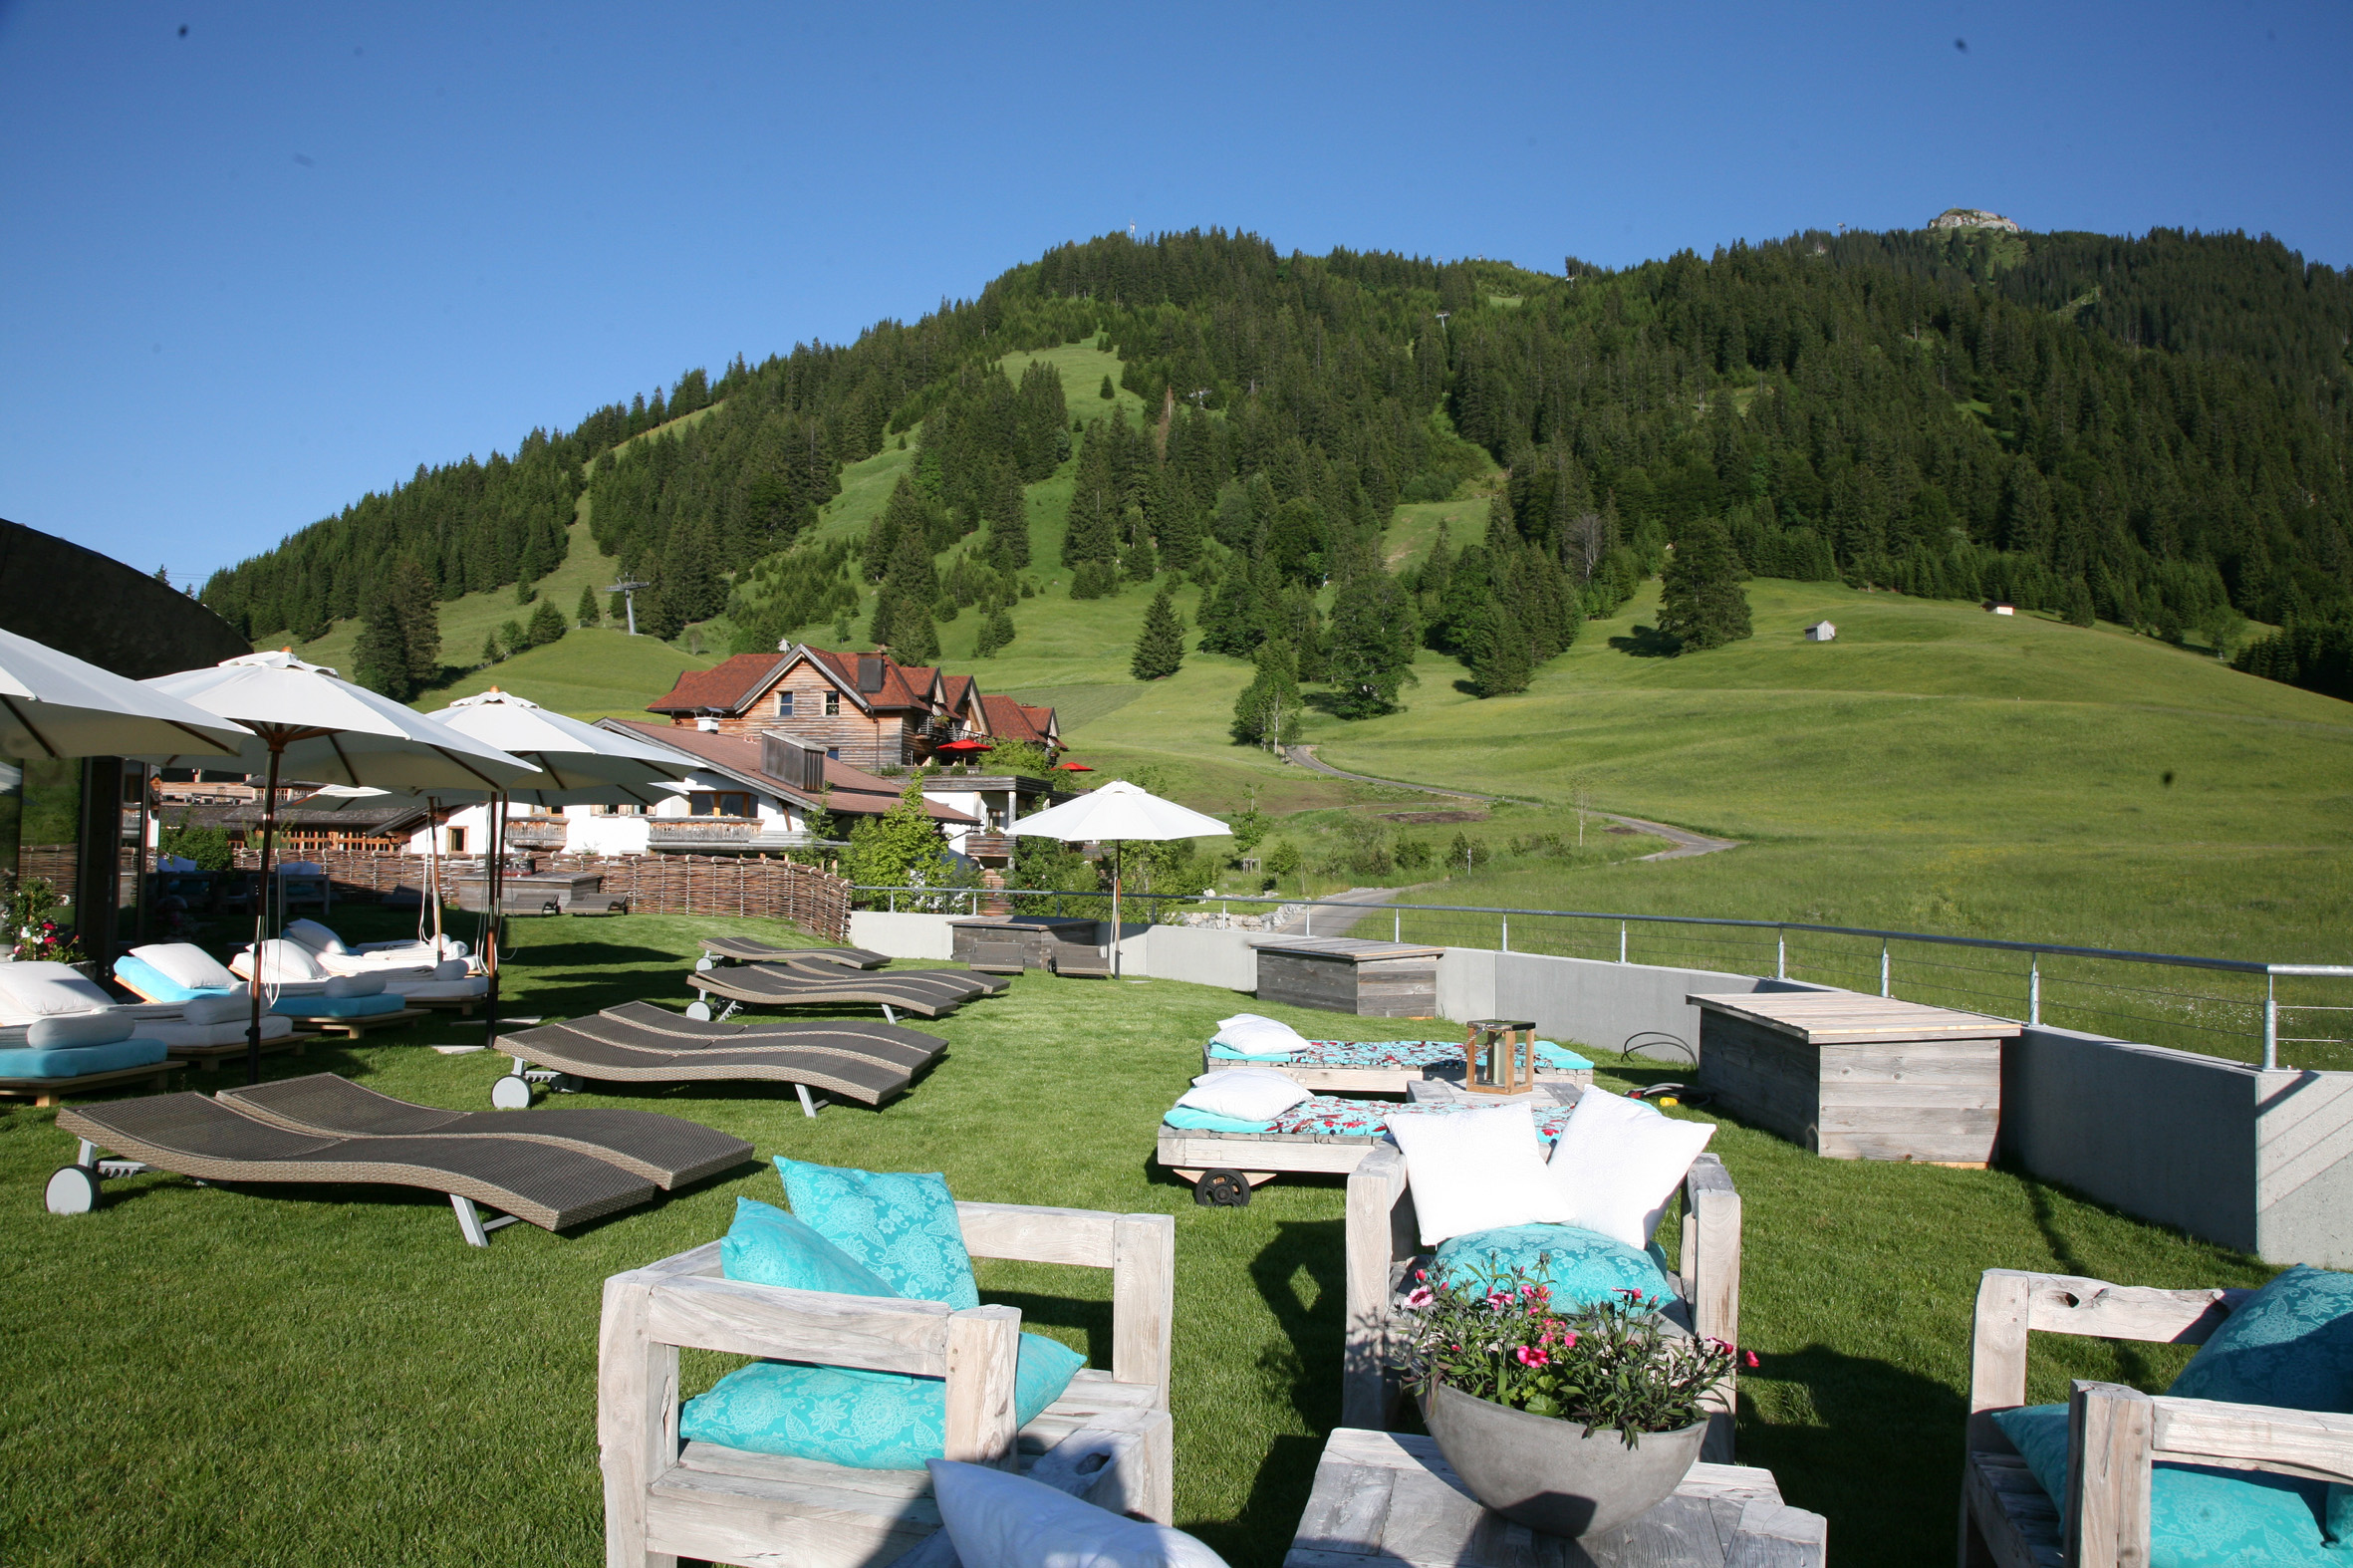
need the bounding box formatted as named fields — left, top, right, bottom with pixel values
left=0, top=910, right=2277, bottom=1566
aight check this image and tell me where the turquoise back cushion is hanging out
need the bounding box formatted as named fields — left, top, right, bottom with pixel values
left=774, top=1158, right=979, bottom=1310
left=1435, top=1222, right=1677, bottom=1310
left=679, top=1332, right=1087, bottom=1469
left=721, top=1197, right=899, bottom=1297
left=1992, top=1404, right=2335, bottom=1567
left=2170, top=1265, right=2353, bottom=1412
left=268, top=992, right=404, bottom=1019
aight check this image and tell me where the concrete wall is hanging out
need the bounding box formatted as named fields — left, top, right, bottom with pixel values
left=1435, top=947, right=1817, bottom=1064
left=1143, top=926, right=1259, bottom=991
left=847, top=911, right=958, bottom=959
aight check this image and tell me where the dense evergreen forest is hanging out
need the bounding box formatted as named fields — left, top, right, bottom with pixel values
left=201, top=223, right=2353, bottom=703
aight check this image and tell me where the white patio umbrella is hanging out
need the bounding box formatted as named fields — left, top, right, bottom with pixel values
left=1008, top=779, right=1231, bottom=976
left=0, top=625, right=252, bottom=760
left=137, top=651, right=542, bottom=1082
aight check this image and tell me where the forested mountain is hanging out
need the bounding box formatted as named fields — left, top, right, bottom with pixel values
left=202, top=223, right=2353, bottom=704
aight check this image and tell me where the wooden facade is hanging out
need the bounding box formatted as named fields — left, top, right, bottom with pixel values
left=1250, top=937, right=1442, bottom=1018
left=1691, top=990, right=2017, bottom=1165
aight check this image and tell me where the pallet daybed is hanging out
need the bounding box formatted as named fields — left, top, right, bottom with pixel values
left=600, top=1202, right=1176, bottom=1567
left=1156, top=1081, right=1586, bottom=1206
left=285, top=1006, right=431, bottom=1040
left=1200, top=1034, right=1595, bottom=1095
left=1955, top=1267, right=2353, bottom=1568
left=0, top=1055, right=182, bottom=1107
left=1341, top=1139, right=1743, bottom=1455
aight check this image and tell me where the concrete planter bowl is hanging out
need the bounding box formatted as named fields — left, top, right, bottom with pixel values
left=1423, top=1382, right=1706, bottom=1538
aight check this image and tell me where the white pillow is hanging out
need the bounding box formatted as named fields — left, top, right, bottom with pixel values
left=322, top=972, right=388, bottom=998
left=1384, top=1103, right=1573, bottom=1247
left=432, top=958, right=470, bottom=981
left=283, top=918, right=349, bottom=955
left=180, top=993, right=249, bottom=1026
left=1211, top=1012, right=1309, bottom=1057
left=0, top=962, right=115, bottom=1020
left=928, top=1457, right=1229, bottom=1568
left=238, top=939, right=331, bottom=985
left=1174, top=1069, right=1310, bottom=1122
left=1538, top=1089, right=1717, bottom=1249
left=130, top=943, right=239, bottom=992
left=28, top=1011, right=135, bottom=1047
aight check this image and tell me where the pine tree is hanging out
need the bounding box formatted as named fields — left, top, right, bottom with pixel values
left=1230, top=640, right=1301, bottom=749
left=498, top=618, right=529, bottom=654
left=352, top=591, right=412, bottom=700
left=1069, top=559, right=1117, bottom=600
left=1098, top=374, right=1116, bottom=399
left=526, top=598, right=567, bottom=648
left=1131, top=584, right=1184, bottom=680
left=577, top=584, right=602, bottom=627
left=889, top=600, right=940, bottom=664
left=973, top=605, right=1016, bottom=658
left=481, top=631, right=502, bottom=665
left=390, top=556, right=442, bottom=689
left=1467, top=604, right=1533, bottom=696
left=1656, top=520, right=1752, bottom=652
left=1325, top=572, right=1416, bottom=717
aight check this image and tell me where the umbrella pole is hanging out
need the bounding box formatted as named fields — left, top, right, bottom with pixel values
left=247, top=744, right=283, bottom=1086
left=1111, top=839, right=1122, bottom=979
left=480, top=793, right=504, bottom=1049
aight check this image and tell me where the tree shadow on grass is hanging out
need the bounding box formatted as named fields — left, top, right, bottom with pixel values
left=1187, top=1432, right=1329, bottom=1568
left=1607, top=624, right=1680, bottom=657
left=1249, top=1219, right=1346, bottom=1431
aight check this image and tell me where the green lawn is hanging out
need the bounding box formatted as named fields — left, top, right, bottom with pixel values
left=0, top=909, right=2280, bottom=1565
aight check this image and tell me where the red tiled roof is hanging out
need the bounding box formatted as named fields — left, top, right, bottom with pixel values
left=979, top=693, right=1058, bottom=748
left=647, top=653, right=788, bottom=715
left=600, top=720, right=975, bottom=823
left=802, top=648, right=934, bottom=712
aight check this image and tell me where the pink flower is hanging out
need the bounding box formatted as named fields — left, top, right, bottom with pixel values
left=1404, top=1287, right=1434, bottom=1309
left=1561, top=1330, right=1577, bottom=1350
left=1514, top=1346, right=1549, bottom=1367
left=1414, top=1270, right=1428, bottom=1283
left=1485, top=1290, right=1512, bottom=1310
left=1743, top=1350, right=1760, bottom=1369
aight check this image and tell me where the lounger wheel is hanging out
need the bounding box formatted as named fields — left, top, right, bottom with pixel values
left=1193, top=1169, right=1253, bottom=1208
left=489, top=1074, right=533, bottom=1111
left=45, top=1164, right=101, bottom=1215
left=684, top=1001, right=711, bottom=1021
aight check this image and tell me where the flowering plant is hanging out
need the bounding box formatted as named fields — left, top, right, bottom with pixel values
left=1387, top=1259, right=1749, bottom=1446
left=7, top=880, right=86, bottom=965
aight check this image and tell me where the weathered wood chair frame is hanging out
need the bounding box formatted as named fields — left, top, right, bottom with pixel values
left=1961, top=1267, right=2353, bottom=1568
left=1341, top=1144, right=1743, bottom=1460
left=600, top=1201, right=1176, bottom=1568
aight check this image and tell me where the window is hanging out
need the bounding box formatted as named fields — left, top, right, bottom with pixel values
left=776, top=690, right=793, bottom=716
left=689, top=792, right=753, bottom=818
left=446, top=827, right=466, bottom=854
left=826, top=747, right=840, bottom=761
left=823, top=690, right=840, bottom=716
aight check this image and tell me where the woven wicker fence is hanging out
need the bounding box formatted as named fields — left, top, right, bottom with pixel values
left=228, top=850, right=851, bottom=941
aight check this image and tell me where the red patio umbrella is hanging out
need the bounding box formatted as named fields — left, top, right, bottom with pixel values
left=933, top=738, right=994, bottom=754
left=1056, top=761, right=1094, bottom=772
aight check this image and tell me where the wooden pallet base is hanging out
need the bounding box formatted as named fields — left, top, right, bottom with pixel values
left=169, top=1036, right=312, bottom=1072
left=285, top=1007, right=431, bottom=1039
left=0, top=1060, right=180, bottom=1106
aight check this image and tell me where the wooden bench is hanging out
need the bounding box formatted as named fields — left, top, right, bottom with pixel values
left=1342, top=1142, right=1743, bottom=1460
left=600, top=1201, right=1176, bottom=1567
left=1959, top=1267, right=2353, bottom=1568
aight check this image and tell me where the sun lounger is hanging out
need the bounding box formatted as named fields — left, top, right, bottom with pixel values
left=772, top=951, right=1011, bottom=994
left=1156, top=1081, right=1586, bottom=1206
left=0, top=958, right=306, bottom=1075
left=684, top=963, right=984, bottom=1022
left=497, top=1010, right=944, bottom=1116
left=214, top=1073, right=754, bottom=1189
left=590, top=1001, right=947, bottom=1072
left=1201, top=1034, right=1595, bottom=1094
left=697, top=936, right=891, bottom=968
left=47, top=1092, right=659, bottom=1245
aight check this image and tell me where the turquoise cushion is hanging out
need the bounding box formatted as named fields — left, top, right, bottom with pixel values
left=679, top=1332, right=1087, bottom=1469
left=269, top=992, right=404, bottom=1019
left=113, top=954, right=225, bottom=1005
left=722, top=1197, right=899, bottom=1297
left=774, top=1158, right=979, bottom=1310
left=1434, top=1222, right=1678, bottom=1310
left=0, top=1039, right=170, bottom=1080
left=2171, top=1265, right=2353, bottom=1413
left=1993, top=1404, right=2337, bottom=1567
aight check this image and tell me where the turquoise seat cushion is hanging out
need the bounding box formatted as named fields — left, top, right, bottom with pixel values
left=679, top=1332, right=1087, bottom=1469
left=0, top=1039, right=170, bottom=1080
left=2170, top=1265, right=2353, bottom=1413
left=113, top=954, right=227, bottom=1005
left=722, top=1197, right=899, bottom=1297
left=1994, top=1404, right=2338, bottom=1567
left=268, top=992, right=404, bottom=1019
left=1434, top=1222, right=1678, bottom=1310
left=774, top=1158, right=979, bottom=1310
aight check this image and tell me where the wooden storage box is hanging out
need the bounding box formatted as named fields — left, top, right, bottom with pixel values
left=948, top=915, right=1102, bottom=971
left=1691, top=989, right=2017, bottom=1165
left=1250, top=937, right=1440, bottom=1018
left=454, top=871, right=605, bottom=915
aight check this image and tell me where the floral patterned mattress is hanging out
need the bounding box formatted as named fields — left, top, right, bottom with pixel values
left=1207, top=1037, right=1592, bottom=1072
left=1164, top=1093, right=1581, bottom=1142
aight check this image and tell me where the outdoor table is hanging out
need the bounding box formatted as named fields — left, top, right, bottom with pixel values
left=1285, top=1428, right=1826, bottom=1568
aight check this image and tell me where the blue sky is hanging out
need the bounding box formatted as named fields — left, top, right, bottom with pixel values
left=2, top=0, right=2346, bottom=586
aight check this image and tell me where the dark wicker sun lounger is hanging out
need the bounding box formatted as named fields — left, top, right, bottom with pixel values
left=684, top=963, right=986, bottom=1021
left=499, top=1017, right=931, bottom=1117
left=214, top=1073, right=753, bottom=1189
left=49, top=1092, right=657, bottom=1245
left=769, top=951, right=1011, bottom=995
left=592, top=1001, right=947, bottom=1071
left=698, top=937, right=891, bottom=969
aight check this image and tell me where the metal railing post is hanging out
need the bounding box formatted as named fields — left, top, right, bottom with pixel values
left=1306, top=904, right=1312, bottom=936
left=890, top=892, right=897, bottom=913
left=2028, top=954, right=2040, bottom=1027
left=2264, top=972, right=2278, bottom=1071
left=1619, top=920, right=1627, bottom=963
left=1501, top=915, right=1509, bottom=952
left=1776, top=929, right=1785, bottom=980
left=1394, top=908, right=1401, bottom=941
left=1879, top=940, right=1891, bottom=998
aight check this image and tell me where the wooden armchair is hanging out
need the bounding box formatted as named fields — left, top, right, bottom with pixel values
left=1341, top=1144, right=1742, bottom=1460
left=1961, top=1268, right=2353, bottom=1568
left=600, top=1201, right=1176, bottom=1568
